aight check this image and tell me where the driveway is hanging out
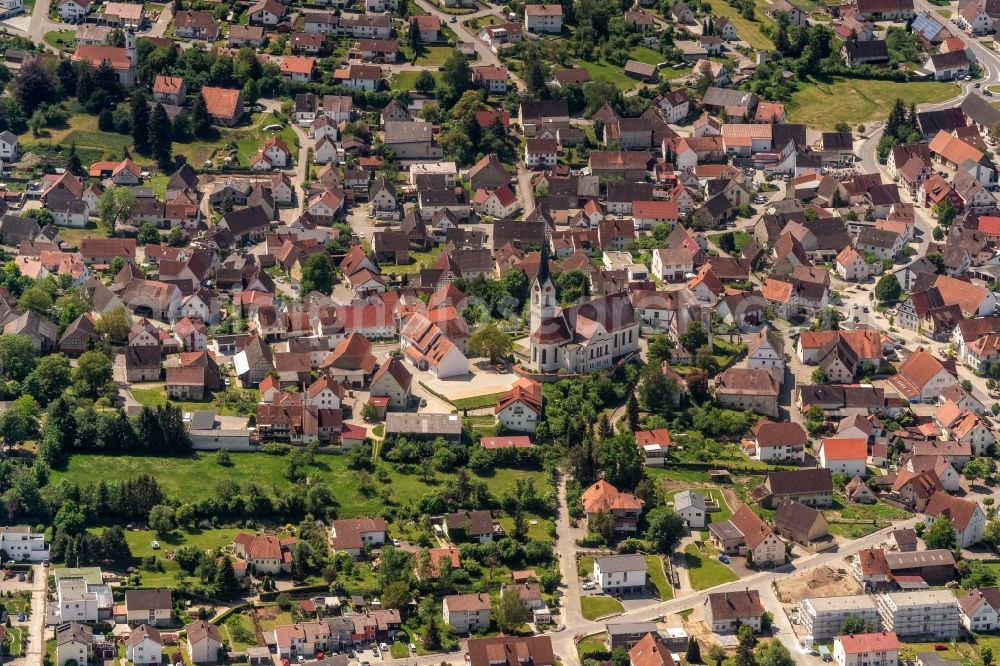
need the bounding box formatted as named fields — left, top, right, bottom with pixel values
left=24, top=566, right=45, bottom=666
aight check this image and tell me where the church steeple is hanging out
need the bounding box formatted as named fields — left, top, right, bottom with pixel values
left=530, top=243, right=555, bottom=334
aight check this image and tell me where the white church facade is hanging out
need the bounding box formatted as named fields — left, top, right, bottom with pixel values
left=527, top=248, right=641, bottom=373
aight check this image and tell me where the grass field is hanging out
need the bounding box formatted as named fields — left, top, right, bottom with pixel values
left=129, top=384, right=257, bottom=417
left=6, top=626, right=23, bottom=656
left=825, top=499, right=910, bottom=522
left=576, top=634, right=608, bottom=660
left=787, top=77, right=958, bottom=128
left=645, top=554, right=673, bottom=601
left=684, top=543, right=738, bottom=590
left=390, top=643, right=409, bottom=658
left=223, top=613, right=258, bottom=651
left=706, top=0, right=775, bottom=49
left=390, top=70, right=442, bottom=92
left=628, top=46, right=664, bottom=66
left=383, top=246, right=443, bottom=275
left=55, top=219, right=112, bottom=248
left=577, top=59, right=640, bottom=90
left=413, top=46, right=454, bottom=66
left=581, top=595, right=624, bottom=620
left=51, top=451, right=550, bottom=514
left=43, top=29, right=75, bottom=51
left=450, top=392, right=504, bottom=411
left=578, top=554, right=595, bottom=578
left=828, top=523, right=880, bottom=539
left=102, top=527, right=240, bottom=587
left=708, top=230, right=749, bottom=254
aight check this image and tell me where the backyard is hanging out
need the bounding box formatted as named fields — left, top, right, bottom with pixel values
left=646, top=554, right=673, bottom=601
left=90, top=527, right=241, bottom=587
left=129, top=383, right=259, bottom=417
left=706, top=0, right=775, bottom=49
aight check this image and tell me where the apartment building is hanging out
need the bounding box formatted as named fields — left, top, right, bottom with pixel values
left=798, top=595, right=880, bottom=641
left=876, top=591, right=961, bottom=639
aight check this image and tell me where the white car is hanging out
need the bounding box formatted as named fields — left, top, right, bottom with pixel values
left=392, top=539, right=401, bottom=547
left=150, top=540, right=160, bottom=549
left=582, top=581, right=596, bottom=590
left=297, top=657, right=305, bottom=664
left=380, top=644, right=389, bottom=652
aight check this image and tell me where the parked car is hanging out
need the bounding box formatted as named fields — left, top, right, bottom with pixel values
left=380, top=644, right=389, bottom=652
left=582, top=581, right=596, bottom=590
left=719, top=554, right=730, bottom=564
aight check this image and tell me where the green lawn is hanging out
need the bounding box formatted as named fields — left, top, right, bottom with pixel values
left=223, top=613, right=258, bottom=651
left=706, top=0, right=775, bottom=49
left=578, top=554, right=595, bottom=578
left=391, top=70, right=441, bottom=92
left=708, top=230, right=749, bottom=254
left=577, top=59, right=640, bottom=90
left=645, top=554, right=673, bottom=601
left=628, top=46, right=664, bottom=66
left=413, top=46, right=454, bottom=66
left=390, top=643, right=409, bottom=659
left=787, top=76, right=958, bottom=129
left=449, top=392, right=505, bottom=411
left=825, top=499, right=910, bottom=522
left=85, top=527, right=239, bottom=587
left=43, top=29, right=75, bottom=52
left=6, top=626, right=24, bottom=656
left=577, top=635, right=608, bottom=660
left=580, top=595, right=624, bottom=620
left=383, top=246, right=442, bottom=275
left=684, top=543, right=738, bottom=590
left=828, top=523, right=880, bottom=539
left=129, top=383, right=257, bottom=417
left=52, top=451, right=550, bottom=515
left=646, top=468, right=711, bottom=485
left=54, top=220, right=112, bottom=248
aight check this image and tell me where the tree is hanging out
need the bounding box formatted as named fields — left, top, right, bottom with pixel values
left=494, top=585, right=528, bottom=633
left=300, top=254, right=334, bottom=295
left=923, top=514, right=957, bottom=550
left=65, top=141, right=83, bottom=176
left=964, top=457, right=995, bottom=484
left=933, top=197, right=956, bottom=227
left=216, top=556, right=241, bottom=599
left=756, top=640, right=794, bottom=666
left=23, top=354, right=71, bottom=406
left=467, top=325, right=512, bottom=363
left=626, top=393, right=639, bottom=431
left=645, top=507, right=685, bottom=553
left=874, top=273, right=901, bottom=304
left=414, top=69, right=436, bottom=93
left=149, top=102, right=173, bottom=167
left=840, top=615, right=869, bottom=635
left=148, top=504, right=175, bottom=536
left=136, top=223, right=160, bottom=245
left=191, top=93, right=212, bottom=138
left=601, top=432, right=644, bottom=491
left=73, top=350, right=115, bottom=399
left=381, top=580, right=410, bottom=609
left=735, top=624, right=757, bottom=666
left=983, top=647, right=994, bottom=666
left=97, top=186, right=138, bottom=234
left=96, top=306, right=133, bottom=342
left=685, top=640, right=702, bottom=664
left=423, top=613, right=441, bottom=650
left=0, top=395, right=39, bottom=450
left=440, top=49, right=472, bottom=97
left=360, top=402, right=379, bottom=422
left=18, top=286, right=52, bottom=314
left=0, top=334, right=36, bottom=381
left=708, top=646, right=726, bottom=666
left=131, top=90, right=150, bottom=154
left=13, top=61, right=55, bottom=113
left=811, top=367, right=828, bottom=384
left=680, top=321, right=708, bottom=354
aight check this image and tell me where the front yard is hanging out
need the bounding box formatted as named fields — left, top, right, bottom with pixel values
left=683, top=543, right=738, bottom=590
left=580, top=595, right=624, bottom=620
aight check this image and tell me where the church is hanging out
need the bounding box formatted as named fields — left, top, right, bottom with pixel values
left=72, top=29, right=138, bottom=89
left=528, top=248, right=640, bottom=373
